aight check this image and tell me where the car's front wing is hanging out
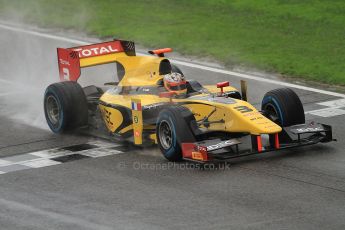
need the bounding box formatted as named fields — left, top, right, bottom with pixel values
left=181, top=122, right=335, bottom=163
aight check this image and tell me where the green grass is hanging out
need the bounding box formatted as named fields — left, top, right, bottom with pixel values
left=1, top=0, right=345, bottom=85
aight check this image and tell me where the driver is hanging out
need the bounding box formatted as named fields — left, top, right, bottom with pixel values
left=163, top=72, right=187, bottom=96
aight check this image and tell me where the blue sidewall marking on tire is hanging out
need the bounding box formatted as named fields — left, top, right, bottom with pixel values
left=262, top=96, right=271, bottom=105
left=262, top=95, right=284, bottom=125
left=45, top=89, right=64, bottom=132
left=271, top=98, right=284, bottom=125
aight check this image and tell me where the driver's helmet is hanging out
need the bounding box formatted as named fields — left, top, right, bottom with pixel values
left=163, top=72, right=187, bottom=95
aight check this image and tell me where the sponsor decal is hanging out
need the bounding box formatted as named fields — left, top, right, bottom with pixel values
left=207, top=97, right=236, bottom=104
left=295, top=127, right=324, bottom=133
left=250, top=116, right=264, bottom=121
left=207, top=139, right=238, bottom=151
left=57, top=48, right=81, bottom=81
left=100, top=107, right=114, bottom=129
left=192, top=152, right=204, bottom=161
left=131, top=101, right=142, bottom=111
left=71, top=41, right=124, bottom=58
left=59, top=59, right=70, bottom=65
left=197, top=146, right=207, bottom=152
left=256, top=121, right=271, bottom=125
left=243, top=111, right=262, bottom=117
left=62, top=68, right=70, bottom=80
left=143, top=103, right=165, bottom=110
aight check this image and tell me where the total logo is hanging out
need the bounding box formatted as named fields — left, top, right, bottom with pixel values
left=72, top=42, right=123, bottom=58
left=73, top=46, right=119, bottom=58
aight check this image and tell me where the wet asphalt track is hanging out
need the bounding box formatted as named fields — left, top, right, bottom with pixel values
left=0, top=23, right=345, bottom=230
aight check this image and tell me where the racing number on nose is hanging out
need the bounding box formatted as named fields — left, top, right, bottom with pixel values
left=234, top=105, right=253, bottom=113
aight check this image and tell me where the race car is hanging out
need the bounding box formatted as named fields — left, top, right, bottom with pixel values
left=44, top=39, right=334, bottom=162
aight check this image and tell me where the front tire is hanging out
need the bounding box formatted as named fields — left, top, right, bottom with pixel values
left=156, top=106, right=196, bottom=161
left=261, top=88, right=305, bottom=127
left=44, top=81, right=88, bottom=133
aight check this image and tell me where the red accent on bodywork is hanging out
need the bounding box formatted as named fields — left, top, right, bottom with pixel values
left=159, top=91, right=176, bottom=98
left=166, top=80, right=187, bottom=87
left=275, top=133, right=280, bottom=149
left=181, top=143, right=209, bottom=161
left=149, top=48, right=172, bottom=56
left=217, top=81, right=230, bottom=88
left=182, top=143, right=195, bottom=159
left=70, top=41, right=124, bottom=58
left=197, top=146, right=209, bottom=161
left=57, top=48, right=81, bottom=82
left=216, top=81, right=230, bottom=94
left=137, top=103, right=142, bottom=111
left=57, top=41, right=126, bottom=82
left=257, top=135, right=263, bottom=152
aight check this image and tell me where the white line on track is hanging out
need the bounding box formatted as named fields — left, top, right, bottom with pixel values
left=0, top=23, right=89, bottom=45
left=306, top=107, right=345, bottom=117
left=0, top=78, right=16, bottom=85
left=0, top=92, right=18, bottom=97
left=1, top=22, right=345, bottom=98
left=0, top=140, right=123, bottom=174
left=305, top=98, right=345, bottom=117
left=171, top=60, right=345, bottom=98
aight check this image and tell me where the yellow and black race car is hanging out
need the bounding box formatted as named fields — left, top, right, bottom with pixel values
left=44, top=40, right=334, bottom=162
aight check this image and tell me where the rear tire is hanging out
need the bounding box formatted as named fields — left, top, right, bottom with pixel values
left=261, top=88, right=305, bottom=127
left=44, top=81, right=88, bottom=133
left=156, top=106, right=195, bottom=161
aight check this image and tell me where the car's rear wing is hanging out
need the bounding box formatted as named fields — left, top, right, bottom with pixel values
left=57, top=40, right=136, bottom=81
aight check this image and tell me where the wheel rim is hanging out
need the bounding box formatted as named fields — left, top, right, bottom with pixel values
left=265, top=104, right=281, bottom=125
left=158, top=120, right=173, bottom=150
left=46, top=95, right=60, bottom=125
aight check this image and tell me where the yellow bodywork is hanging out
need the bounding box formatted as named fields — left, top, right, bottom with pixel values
left=80, top=51, right=165, bottom=87
left=99, top=105, right=125, bottom=132
left=203, top=85, right=238, bottom=93
left=80, top=43, right=282, bottom=143
left=100, top=92, right=281, bottom=136
left=117, top=56, right=164, bottom=86
left=80, top=52, right=128, bottom=68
